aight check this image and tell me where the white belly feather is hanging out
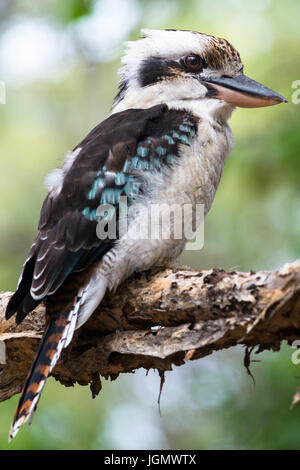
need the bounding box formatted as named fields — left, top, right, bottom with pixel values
left=75, top=115, right=233, bottom=328
left=101, top=116, right=233, bottom=289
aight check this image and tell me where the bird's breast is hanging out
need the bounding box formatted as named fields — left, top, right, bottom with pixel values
left=152, top=117, right=233, bottom=213
left=100, top=117, right=233, bottom=290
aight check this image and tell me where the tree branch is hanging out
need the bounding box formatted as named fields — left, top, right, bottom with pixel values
left=1, top=259, right=300, bottom=403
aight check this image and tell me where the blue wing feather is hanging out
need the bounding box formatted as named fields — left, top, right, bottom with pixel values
left=6, top=104, right=198, bottom=320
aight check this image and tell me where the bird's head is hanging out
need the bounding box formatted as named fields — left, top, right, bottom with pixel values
left=112, top=29, right=287, bottom=118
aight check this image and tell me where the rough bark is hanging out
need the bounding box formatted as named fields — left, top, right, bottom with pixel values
left=0, top=259, right=300, bottom=403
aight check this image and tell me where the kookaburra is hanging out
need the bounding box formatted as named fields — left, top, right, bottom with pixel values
left=6, top=29, right=286, bottom=441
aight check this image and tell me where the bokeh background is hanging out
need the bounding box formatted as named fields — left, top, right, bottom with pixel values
left=0, top=0, right=300, bottom=450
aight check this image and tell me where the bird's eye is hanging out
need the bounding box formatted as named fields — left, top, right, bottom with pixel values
left=183, top=54, right=203, bottom=72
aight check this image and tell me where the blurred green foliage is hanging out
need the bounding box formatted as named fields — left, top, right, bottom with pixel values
left=0, top=0, right=300, bottom=450
left=57, top=0, right=95, bottom=24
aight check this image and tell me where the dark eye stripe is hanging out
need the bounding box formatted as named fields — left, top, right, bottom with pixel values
left=139, top=57, right=181, bottom=87
left=139, top=55, right=207, bottom=88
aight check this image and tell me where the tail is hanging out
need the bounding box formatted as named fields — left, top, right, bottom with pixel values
left=8, top=303, right=79, bottom=442
left=8, top=267, right=108, bottom=442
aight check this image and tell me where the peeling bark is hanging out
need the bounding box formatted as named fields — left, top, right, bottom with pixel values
left=0, top=259, right=300, bottom=403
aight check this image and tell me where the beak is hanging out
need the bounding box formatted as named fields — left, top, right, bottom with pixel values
left=201, top=74, right=287, bottom=108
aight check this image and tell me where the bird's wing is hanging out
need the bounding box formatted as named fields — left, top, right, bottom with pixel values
left=6, top=104, right=198, bottom=440
left=6, top=104, right=197, bottom=322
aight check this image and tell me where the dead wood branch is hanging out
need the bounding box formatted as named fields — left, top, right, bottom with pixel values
left=1, top=259, right=300, bottom=402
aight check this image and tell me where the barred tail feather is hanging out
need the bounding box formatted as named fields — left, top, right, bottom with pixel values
left=8, top=304, right=79, bottom=442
